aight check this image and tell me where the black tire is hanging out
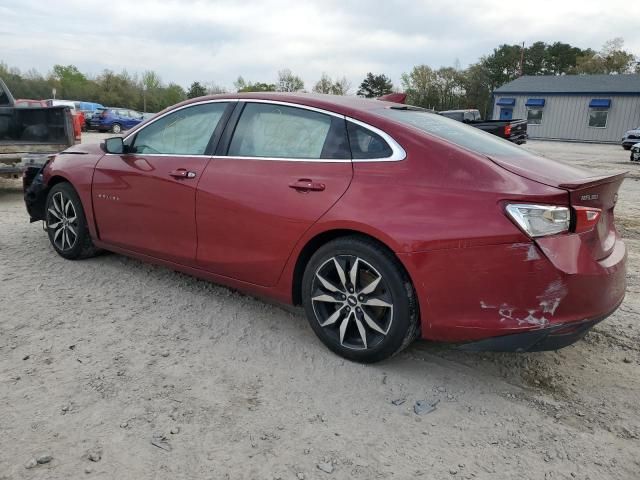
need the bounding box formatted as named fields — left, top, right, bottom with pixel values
left=623, top=145, right=631, bottom=150
left=45, top=182, right=100, bottom=260
left=111, top=123, right=122, bottom=134
left=301, top=236, right=419, bottom=363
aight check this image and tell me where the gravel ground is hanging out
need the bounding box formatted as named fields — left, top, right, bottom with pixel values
left=1, top=137, right=639, bottom=479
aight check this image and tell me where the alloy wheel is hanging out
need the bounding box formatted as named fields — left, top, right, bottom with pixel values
left=47, top=191, right=78, bottom=251
left=311, top=255, right=394, bottom=350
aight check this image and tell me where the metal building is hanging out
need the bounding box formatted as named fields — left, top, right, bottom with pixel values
left=492, top=74, right=640, bottom=143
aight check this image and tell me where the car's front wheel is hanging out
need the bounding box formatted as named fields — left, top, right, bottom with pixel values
left=302, top=236, right=419, bottom=363
left=45, top=183, right=99, bottom=260
left=623, top=144, right=631, bottom=150
left=111, top=123, right=122, bottom=134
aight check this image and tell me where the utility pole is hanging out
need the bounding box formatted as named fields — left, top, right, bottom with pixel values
left=519, top=42, right=525, bottom=76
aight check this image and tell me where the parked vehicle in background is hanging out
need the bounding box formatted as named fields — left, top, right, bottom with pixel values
left=0, top=78, right=75, bottom=178
left=47, top=99, right=82, bottom=142
left=439, top=109, right=482, bottom=122
left=74, top=101, right=104, bottom=130
left=630, top=143, right=640, bottom=162
left=89, top=107, right=144, bottom=133
left=621, top=127, right=640, bottom=150
left=439, top=108, right=528, bottom=144
left=23, top=92, right=626, bottom=363
left=14, top=99, right=48, bottom=108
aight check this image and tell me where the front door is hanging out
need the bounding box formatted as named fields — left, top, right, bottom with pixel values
left=196, top=101, right=353, bottom=286
left=93, top=102, right=231, bottom=265
left=499, top=108, right=513, bottom=120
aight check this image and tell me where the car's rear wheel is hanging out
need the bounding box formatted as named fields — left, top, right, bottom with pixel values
left=111, top=123, right=122, bottom=134
left=302, top=236, right=419, bottom=363
left=623, top=145, right=631, bottom=150
left=45, top=183, right=99, bottom=260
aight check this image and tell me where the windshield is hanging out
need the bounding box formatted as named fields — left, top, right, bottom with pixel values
left=376, top=108, right=536, bottom=159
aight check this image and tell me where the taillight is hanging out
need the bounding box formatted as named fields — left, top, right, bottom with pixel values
left=506, top=204, right=570, bottom=237
left=573, top=206, right=601, bottom=233
left=504, top=124, right=512, bottom=136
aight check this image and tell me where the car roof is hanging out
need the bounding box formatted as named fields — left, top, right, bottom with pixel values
left=172, top=92, right=402, bottom=117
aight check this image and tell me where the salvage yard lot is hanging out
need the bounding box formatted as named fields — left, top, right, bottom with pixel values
left=1, top=138, right=639, bottom=479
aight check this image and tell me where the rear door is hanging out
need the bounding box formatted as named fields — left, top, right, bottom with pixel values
left=195, top=101, right=353, bottom=286
left=93, top=101, right=233, bottom=265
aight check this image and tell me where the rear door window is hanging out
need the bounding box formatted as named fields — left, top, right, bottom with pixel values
left=228, top=103, right=349, bottom=160
left=132, top=102, right=228, bottom=155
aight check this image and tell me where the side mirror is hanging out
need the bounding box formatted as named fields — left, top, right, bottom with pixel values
left=104, top=136, right=124, bottom=154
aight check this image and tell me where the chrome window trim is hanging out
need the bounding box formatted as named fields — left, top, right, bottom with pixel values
left=211, top=155, right=350, bottom=163
left=239, top=99, right=345, bottom=119
left=118, top=97, right=406, bottom=163
left=104, top=153, right=212, bottom=158
left=122, top=99, right=238, bottom=143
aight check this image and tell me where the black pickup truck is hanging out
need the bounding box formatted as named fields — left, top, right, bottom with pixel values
left=0, top=78, right=75, bottom=178
left=439, top=109, right=528, bottom=144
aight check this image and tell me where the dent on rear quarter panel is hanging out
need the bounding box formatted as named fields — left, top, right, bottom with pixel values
left=309, top=125, right=575, bottom=339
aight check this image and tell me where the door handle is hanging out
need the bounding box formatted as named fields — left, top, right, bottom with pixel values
left=169, top=169, right=197, bottom=179
left=289, top=179, right=325, bottom=192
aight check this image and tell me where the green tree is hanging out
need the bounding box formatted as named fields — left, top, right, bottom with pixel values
left=312, top=74, right=351, bottom=95
left=459, top=62, right=492, bottom=118
left=574, top=38, right=637, bottom=74
left=206, top=82, right=227, bottom=95
left=545, top=42, right=586, bottom=75
left=187, top=81, right=207, bottom=99
left=434, top=67, right=464, bottom=110
left=234, top=76, right=276, bottom=92
left=313, top=73, right=333, bottom=94
left=160, top=83, right=187, bottom=107
left=523, top=41, right=546, bottom=75
left=277, top=68, right=304, bottom=92
left=400, top=65, right=437, bottom=108
left=330, top=76, right=351, bottom=95
left=50, top=64, right=94, bottom=99
left=357, top=72, right=393, bottom=98
left=482, top=44, right=522, bottom=88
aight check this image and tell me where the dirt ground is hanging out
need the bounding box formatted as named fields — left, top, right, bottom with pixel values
left=1, top=137, right=639, bottom=480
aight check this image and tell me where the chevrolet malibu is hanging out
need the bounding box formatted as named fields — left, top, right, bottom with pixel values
left=23, top=93, right=626, bottom=363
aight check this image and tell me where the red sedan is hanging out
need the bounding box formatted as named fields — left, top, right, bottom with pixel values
left=24, top=93, right=626, bottom=362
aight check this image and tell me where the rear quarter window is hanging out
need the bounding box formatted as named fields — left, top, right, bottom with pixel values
left=347, top=121, right=392, bottom=159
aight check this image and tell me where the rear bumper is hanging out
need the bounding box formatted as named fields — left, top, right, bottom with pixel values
left=457, top=311, right=615, bottom=352
left=399, top=235, right=626, bottom=344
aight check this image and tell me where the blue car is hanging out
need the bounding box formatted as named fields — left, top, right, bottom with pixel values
left=90, top=107, right=144, bottom=134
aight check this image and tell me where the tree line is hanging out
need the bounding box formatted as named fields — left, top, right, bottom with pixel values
left=1, top=37, right=637, bottom=115
left=397, top=38, right=638, bottom=116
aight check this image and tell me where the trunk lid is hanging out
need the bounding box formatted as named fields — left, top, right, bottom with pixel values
left=562, top=172, right=625, bottom=260
left=489, top=153, right=626, bottom=260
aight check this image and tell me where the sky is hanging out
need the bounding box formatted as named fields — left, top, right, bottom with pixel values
left=0, top=0, right=638, bottom=92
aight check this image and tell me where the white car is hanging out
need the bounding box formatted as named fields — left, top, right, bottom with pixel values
left=622, top=128, right=640, bottom=150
